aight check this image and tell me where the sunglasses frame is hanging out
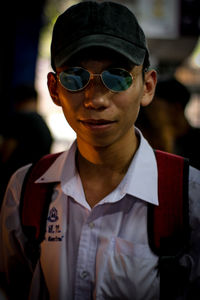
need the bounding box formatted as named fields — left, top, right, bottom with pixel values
left=57, top=66, right=133, bottom=93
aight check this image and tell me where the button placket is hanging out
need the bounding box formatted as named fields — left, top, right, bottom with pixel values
left=80, top=270, right=89, bottom=279
left=75, top=219, right=98, bottom=300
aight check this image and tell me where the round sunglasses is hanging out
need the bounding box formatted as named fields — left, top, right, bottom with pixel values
left=58, top=67, right=133, bottom=92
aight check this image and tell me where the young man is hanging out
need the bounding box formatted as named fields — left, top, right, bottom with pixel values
left=0, top=1, right=200, bottom=299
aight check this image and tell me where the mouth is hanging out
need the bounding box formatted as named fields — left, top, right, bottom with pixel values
left=81, top=119, right=115, bottom=124
left=79, top=119, right=116, bottom=130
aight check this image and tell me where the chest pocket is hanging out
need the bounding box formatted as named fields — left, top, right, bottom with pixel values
left=95, top=236, right=160, bottom=300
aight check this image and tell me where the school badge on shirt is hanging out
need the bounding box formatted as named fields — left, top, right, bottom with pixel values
left=46, top=206, right=64, bottom=242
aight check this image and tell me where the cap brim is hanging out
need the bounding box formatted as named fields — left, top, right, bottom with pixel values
left=54, top=34, right=147, bottom=68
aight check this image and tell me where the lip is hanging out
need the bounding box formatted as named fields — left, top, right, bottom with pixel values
left=79, top=119, right=116, bottom=130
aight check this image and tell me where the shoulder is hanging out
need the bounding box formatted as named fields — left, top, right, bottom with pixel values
left=1, top=164, right=32, bottom=210
left=189, top=165, right=200, bottom=185
left=9, top=163, right=32, bottom=187
left=188, top=166, right=200, bottom=238
left=0, top=164, right=32, bottom=254
left=188, top=166, right=200, bottom=202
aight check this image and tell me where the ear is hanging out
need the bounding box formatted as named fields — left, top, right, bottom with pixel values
left=47, top=72, right=61, bottom=106
left=140, top=69, right=157, bottom=107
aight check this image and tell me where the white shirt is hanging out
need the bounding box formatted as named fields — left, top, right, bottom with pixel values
left=0, top=129, right=200, bottom=300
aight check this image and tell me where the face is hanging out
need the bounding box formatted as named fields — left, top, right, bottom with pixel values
left=48, top=56, right=156, bottom=149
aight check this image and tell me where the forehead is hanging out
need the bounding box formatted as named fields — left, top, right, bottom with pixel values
left=63, top=47, right=136, bottom=69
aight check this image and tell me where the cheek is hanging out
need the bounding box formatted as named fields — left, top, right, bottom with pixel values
left=58, top=86, right=81, bottom=110
left=57, top=89, right=81, bottom=124
left=122, top=86, right=144, bottom=126
left=116, top=83, right=144, bottom=115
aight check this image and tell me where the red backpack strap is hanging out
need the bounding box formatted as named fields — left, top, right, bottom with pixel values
left=148, top=150, right=190, bottom=300
left=148, top=150, right=189, bottom=256
left=20, top=152, right=62, bottom=246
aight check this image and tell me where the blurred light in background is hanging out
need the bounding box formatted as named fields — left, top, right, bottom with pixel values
left=189, top=38, right=200, bottom=69
left=35, top=0, right=79, bottom=153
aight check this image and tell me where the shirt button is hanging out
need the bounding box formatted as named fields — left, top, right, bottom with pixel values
left=88, top=222, right=95, bottom=229
left=80, top=270, right=89, bottom=279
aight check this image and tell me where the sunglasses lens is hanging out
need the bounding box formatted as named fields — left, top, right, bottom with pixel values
left=102, top=69, right=133, bottom=92
left=59, top=67, right=90, bottom=91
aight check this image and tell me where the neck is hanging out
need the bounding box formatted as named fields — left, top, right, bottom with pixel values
left=76, top=127, right=139, bottom=174
left=76, top=127, right=139, bottom=207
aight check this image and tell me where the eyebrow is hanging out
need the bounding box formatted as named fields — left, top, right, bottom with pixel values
left=65, top=61, right=136, bottom=71
left=108, top=62, right=136, bottom=70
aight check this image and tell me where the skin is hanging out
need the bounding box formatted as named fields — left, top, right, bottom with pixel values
left=48, top=56, right=157, bottom=207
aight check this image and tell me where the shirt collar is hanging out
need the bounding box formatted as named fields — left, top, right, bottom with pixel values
left=122, top=128, right=158, bottom=205
left=36, top=128, right=158, bottom=206
left=35, top=141, right=77, bottom=184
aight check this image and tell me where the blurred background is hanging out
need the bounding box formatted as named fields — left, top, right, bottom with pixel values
left=0, top=0, right=199, bottom=153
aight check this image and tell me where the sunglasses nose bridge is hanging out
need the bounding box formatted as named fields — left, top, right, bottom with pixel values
left=89, top=73, right=101, bottom=81
left=88, top=72, right=105, bottom=89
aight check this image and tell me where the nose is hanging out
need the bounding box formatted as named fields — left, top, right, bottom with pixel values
left=83, top=77, right=110, bottom=110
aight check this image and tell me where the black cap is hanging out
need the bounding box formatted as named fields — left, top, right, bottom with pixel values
left=51, top=1, right=149, bottom=70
